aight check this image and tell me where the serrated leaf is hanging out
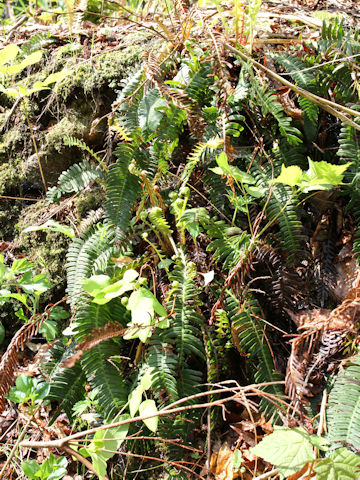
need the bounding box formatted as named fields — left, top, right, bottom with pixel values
left=302, top=159, right=351, bottom=192
left=314, top=448, right=360, bottom=480
left=139, top=399, right=158, bottom=432
left=272, top=164, right=303, bottom=187
left=250, top=427, right=315, bottom=479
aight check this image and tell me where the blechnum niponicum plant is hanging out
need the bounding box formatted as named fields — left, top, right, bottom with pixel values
left=4, top=16, right=360, bottom=479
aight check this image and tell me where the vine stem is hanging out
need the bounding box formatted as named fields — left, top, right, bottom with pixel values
left=20, top=383, right=284, bottom=449
left=0, top=407, right=38, bottom=477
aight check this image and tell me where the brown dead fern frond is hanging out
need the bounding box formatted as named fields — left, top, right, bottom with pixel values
left=0, top=314, right=45, bottom=412
left=62, top=321, right=126, bottom=368
left=144, top=52, right=206, bottom=138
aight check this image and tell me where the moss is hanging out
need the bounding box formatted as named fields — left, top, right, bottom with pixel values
left=14, top=200, right=71, bottom=302
left=73, top=187, right=104, bottom=221
left=54, top=40, right=146, bottom=100
left=43, top=112, right=88, bottom=152
left=0, top=158, right=24, bottom=195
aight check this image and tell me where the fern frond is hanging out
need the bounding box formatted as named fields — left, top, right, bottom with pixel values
left=75, top=300, right=129, bottom=419
left=225, top=291, right=284, bottom=417
left=147, top=339, right=179, bottom=401
left=252, top=163, right=304, bottom=263
left=205, top=220, right=250, bottom=269
left=45, top=342, right=86, bottom=423
left=105, top=145, right=141, bottom=240
left=63, top=137, right=104, bottom=167
left=163, top=256, right=205, bottom=364
left=46, top=161, right=103, bottom=204
left=66, top=224, right=115, bottom=308
left=327, top=354, right=360, bottom=450
left=181, top=137, right=222, bottom=186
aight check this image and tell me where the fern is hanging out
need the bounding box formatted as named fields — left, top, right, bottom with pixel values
left=252, top=162, right=304, bottom=263
left=105, top=145, right=141, bottom=240
left=225, top=292, right=284, bottom=417
left=205, top=219, right=250, bottom=269
left=46, top=161, right=103, bottom=204
left=74, top=300, right=129, bottom=419
left=327, top=354, right=360, bottom=450
left=163, top=255, right=205, bottom=364
left=147, top=338, right=179, bottom=401
left=45, top=342, right=86, bottom=423
left=66, top=224, right=115, bottom=308
left=63, top=136, right=104, bottom=166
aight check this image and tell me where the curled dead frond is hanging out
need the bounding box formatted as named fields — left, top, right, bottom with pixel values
left=144, top=52, right=206, bottom=138
left=0, top=315, right=45, bottom=412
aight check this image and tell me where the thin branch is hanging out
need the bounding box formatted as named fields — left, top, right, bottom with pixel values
left=224, top=43, right=360, bottom=130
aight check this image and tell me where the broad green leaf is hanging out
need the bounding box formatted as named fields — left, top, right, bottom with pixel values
left=47, top=469, right=67, bottom=480
left=21, top=460, right=40, bottom=479
left=215, top=152, right=231, bottom=174
left=315, top=448, right=360, bottom=480
left=250, top=427, right=315, bottom=479
left=245, top=185, right=265, bottom=198
left=41, top=70, right=71, bottom=86
left=0, top=292, right=29, bottom=308
left=49, top=306, right=69, bottom=321
left=138, top=89, right=167, bottom=132
left=124, top=293, right=153, bottom=343
left=140, top=368, right=153, bottom=391
left=19, top=273, right=51, bottom=294
left=230, top=166, right=256, bottom=184
left=8, top=258, right=35, bottom=275
left=35, top=382, right=50, bottom=401
left=39, top=319, right=58, bottom=341
left=129, top=386, right=143, bottom=417
left=98, top=269, right=138, bottom=302
left=139, top=399, right=158, bottom=432
left=0, top=44, right=19, bottom=66
left=16, top=374, right=35, bottom=393
left=129, top=287, right=166, bottom=317
left=81, top=275, right=111, bottom=296
left=233, top=449, right=243, bottom=472
left=7, top=50, right=42, bottom=75
left=87, top=418, right=129, bottom=480
left=23, top=220, right=75, bottom=238
left=302, top=159, right=351, bottom=192
left=272, top=164, right=303, bottom=187
left=210, top=164, right=255, bottom=184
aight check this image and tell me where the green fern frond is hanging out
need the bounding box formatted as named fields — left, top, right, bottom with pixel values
left=66, top=224, right=115, bottom=308
left=148, top=207, right=173, bottom=237
left=75, top=300, right=129, bottom=419
left=327, top=354, right=360, bottom=450
left=105, top=145, right=141, bottom=240
left=163, top=256, right=205, bottom=364
left=45, top=161, right=103, bottom=205
left=255, top=86, right=302, bottom=146
left=206, top=220, right=250, bottom=269
left=181, top=137, right=222, bottom=186
left=45, top=342, right=86, bottom=423
left=225, top=291, right=284, bottom=417
left=63, top=137, right=105, bottom=168
left=147, top=339, right=179, bottom=401
left=252, top=163, right=304, bottom=263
